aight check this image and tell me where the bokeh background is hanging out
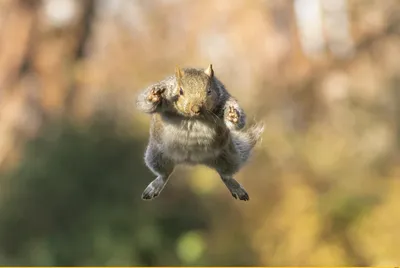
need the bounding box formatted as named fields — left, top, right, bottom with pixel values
left=1, top=0, right=400, bottom=266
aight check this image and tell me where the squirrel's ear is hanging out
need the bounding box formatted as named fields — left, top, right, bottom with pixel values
left=204, top=64, right=214, bottom=77
left=175, top=66, right=183, bottom=79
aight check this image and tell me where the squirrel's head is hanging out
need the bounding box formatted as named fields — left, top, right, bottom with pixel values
left=173, top=64, right=219, bottom=117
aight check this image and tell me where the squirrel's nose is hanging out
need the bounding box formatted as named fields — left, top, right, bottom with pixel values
left=191, top=105, right=201, bottom=114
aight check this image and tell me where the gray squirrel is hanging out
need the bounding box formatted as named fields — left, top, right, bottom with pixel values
left=136, top=64, right=264, bottom=201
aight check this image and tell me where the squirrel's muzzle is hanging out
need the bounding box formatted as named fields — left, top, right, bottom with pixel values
left=191, top=104, right=201, bottom=115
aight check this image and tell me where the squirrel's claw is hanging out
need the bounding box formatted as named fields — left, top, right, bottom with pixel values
left=229, top=185, right=250, bottom=201
left=141, top=176, right=167, bottom=200
left=231, top=190, right=249, bottom=201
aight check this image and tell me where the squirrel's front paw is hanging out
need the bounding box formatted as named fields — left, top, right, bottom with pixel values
left=227, top=106, right=239, bottom=124
left=147, top=87, right=165, bottom=103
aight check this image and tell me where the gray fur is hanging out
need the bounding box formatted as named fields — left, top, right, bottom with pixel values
left=136, top=66, right=264, bottom=201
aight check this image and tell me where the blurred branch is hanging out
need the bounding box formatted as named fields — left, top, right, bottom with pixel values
left=74, top=0, right=95, bottom=59
left=65, top=0, right=96, bottom=111
left=314, top=15, right=400, bottom=77
left=355, top=16, right=400, bottom=52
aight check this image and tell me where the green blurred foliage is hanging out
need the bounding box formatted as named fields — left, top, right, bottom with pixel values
left=0, top=117, right=255, bottom=266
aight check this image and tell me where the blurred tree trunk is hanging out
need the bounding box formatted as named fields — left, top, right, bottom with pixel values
left=0, top=0, right=95, bottom=170
left=0, top=0, right=38, bottom=91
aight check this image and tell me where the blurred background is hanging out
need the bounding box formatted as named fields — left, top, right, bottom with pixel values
left=0, top=0, right=400, bottom=266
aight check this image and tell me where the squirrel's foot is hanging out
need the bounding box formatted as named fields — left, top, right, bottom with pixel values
left=147, top=86, right=165, bottom=103
left=230, top=187, right=250, bottom=201
left=222, top=176, right=250, bottom=201
left=227, top=106, right=239, bottom=124
left=141, top=176, right=167, bottom=200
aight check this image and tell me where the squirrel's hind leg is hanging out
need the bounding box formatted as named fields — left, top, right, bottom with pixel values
left=141, top=143, right=174, bottom=200
left=206, top=146, right=249, bottom=201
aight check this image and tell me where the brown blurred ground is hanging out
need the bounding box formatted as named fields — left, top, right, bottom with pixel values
left=0, top=0, right=400, bottom=266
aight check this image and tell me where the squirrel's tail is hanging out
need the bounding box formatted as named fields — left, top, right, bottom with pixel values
left=232, top=122, right=264, bottom=165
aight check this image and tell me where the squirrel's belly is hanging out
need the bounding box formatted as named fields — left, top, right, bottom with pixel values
left=162, top=120, right=225, bottom=163
left=164, top=146, right=220, bottom=164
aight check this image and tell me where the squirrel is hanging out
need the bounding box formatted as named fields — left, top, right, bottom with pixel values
left=136, top=64, right=264, bottom=201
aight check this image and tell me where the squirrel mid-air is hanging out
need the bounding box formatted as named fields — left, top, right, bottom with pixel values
left=136, top=64, right=264, bottom=201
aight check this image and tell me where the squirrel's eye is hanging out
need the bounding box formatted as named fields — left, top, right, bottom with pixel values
left=179, top=87, right=184, bottom=95
left=207, top=89, right=212, bottom=95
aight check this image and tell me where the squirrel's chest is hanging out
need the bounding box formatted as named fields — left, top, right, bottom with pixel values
left=161, top=119, right=227, bottom=163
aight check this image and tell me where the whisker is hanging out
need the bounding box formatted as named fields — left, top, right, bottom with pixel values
left=205, top=110, right=218, bottom=124
left=208, top=110, right=222, bottom=124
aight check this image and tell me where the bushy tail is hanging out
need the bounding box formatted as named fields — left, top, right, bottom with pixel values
left=232, top=122, right=264, bottom=165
